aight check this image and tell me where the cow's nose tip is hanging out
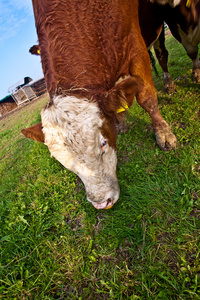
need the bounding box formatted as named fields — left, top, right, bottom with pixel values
left=104, top=198, right=114, bottom=209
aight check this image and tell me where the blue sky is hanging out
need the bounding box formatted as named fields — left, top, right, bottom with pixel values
left=0, top=0, right=44, bottom=99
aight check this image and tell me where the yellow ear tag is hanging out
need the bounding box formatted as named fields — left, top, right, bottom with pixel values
left=37, top=49, right=40, bottom=55
left=186, top=0, right=191, bottom=8
left=117, top=100, right=129, bottom=113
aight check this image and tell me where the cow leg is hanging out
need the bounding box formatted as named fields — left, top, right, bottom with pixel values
left=137, top=89, right=177, bottom=151
left=176, top=28, right=200, bottom=83
left=131, top=49, right=177, bottom=151
left=192, top=58, right=200, bottom=83
left=186, top=49, right=200, bottom=83
left=153, top=27, right=175, bottom=94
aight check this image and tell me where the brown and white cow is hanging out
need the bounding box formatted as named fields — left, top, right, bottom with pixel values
left=22, top=0, right=177, bottom=209
left=140, top=0, right=200, bottom=93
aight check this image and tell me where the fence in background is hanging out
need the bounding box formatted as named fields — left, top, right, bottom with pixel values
left=12, top=86, right=36, bottom=105
left=11, top=78, right=47, bottom=106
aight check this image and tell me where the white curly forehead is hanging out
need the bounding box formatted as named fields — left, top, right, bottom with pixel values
left=41, top=95, right=103, bottom=170
left=42, top=95, right=102, bottom=130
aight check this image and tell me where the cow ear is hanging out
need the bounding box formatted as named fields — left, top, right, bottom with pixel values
left=104, top=76, right=141, bottom=115
left=29, top=45, right=40, bottom=55
left=21, top=122, right=45, bottom=143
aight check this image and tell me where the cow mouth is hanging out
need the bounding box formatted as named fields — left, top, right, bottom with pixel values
left=91, top=198, right=114, bottom=209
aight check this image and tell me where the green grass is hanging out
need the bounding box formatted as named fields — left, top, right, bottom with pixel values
left=0, top=36, right=200, bottom=299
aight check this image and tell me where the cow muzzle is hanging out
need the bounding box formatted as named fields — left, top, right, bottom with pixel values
left=88, top=187, right=120, bottom=209
left=91, top=198, right=114, bottom=209
left=81, top=168, right=120, bottom=209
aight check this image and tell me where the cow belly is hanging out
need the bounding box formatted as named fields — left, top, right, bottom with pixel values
left=177, top=19, right=200, bottom=50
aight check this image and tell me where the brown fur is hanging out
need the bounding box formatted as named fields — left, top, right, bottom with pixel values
left=31, top=0, right=157, bottom=148
left=21, top=122, right=44, bottom=142
left=32, top=1, right=151, bottom=94
left=140, top=0, right=200, bottom=47
left=23, top=0, right=177, bottom=152
left=180, top=0, right=200, bottom=24
left=139, top=0, right=164, bottom=48
left=161, top=0, right=200, bottom=34
left=24, top=0, right=177, bottom=153
left=140, top=0, right=200, bottom=92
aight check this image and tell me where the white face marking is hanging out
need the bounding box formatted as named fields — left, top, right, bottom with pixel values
left=41, top=95, right=120, bottom=208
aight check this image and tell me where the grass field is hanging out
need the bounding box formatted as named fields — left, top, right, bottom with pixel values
left=0, top=34, right=200, bottom=299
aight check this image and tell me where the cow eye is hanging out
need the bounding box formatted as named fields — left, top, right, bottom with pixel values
left=101, top=138, right=107, bottom=153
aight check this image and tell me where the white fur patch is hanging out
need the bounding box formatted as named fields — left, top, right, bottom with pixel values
left=170, top=0, right=181, bottom=7
left=150, top=0, right=181, bottom=6
left=41, top=95, right=120, bottom=208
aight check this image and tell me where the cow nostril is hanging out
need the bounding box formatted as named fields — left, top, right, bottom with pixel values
left=107, top=198, right=112, bottom=205
left=104, top=198, right=114, bottom=210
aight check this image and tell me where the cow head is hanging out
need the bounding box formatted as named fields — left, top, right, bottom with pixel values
left=21, top=77, right=138, bottom=209
left=150, top=0, right=181, bottom=7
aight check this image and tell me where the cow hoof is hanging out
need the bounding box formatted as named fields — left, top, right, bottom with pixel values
left=163, top=74, right=175, bottom=94
left=155, top=122, right=177, bottom=151
left=192, top=67, right=200, bottom=83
